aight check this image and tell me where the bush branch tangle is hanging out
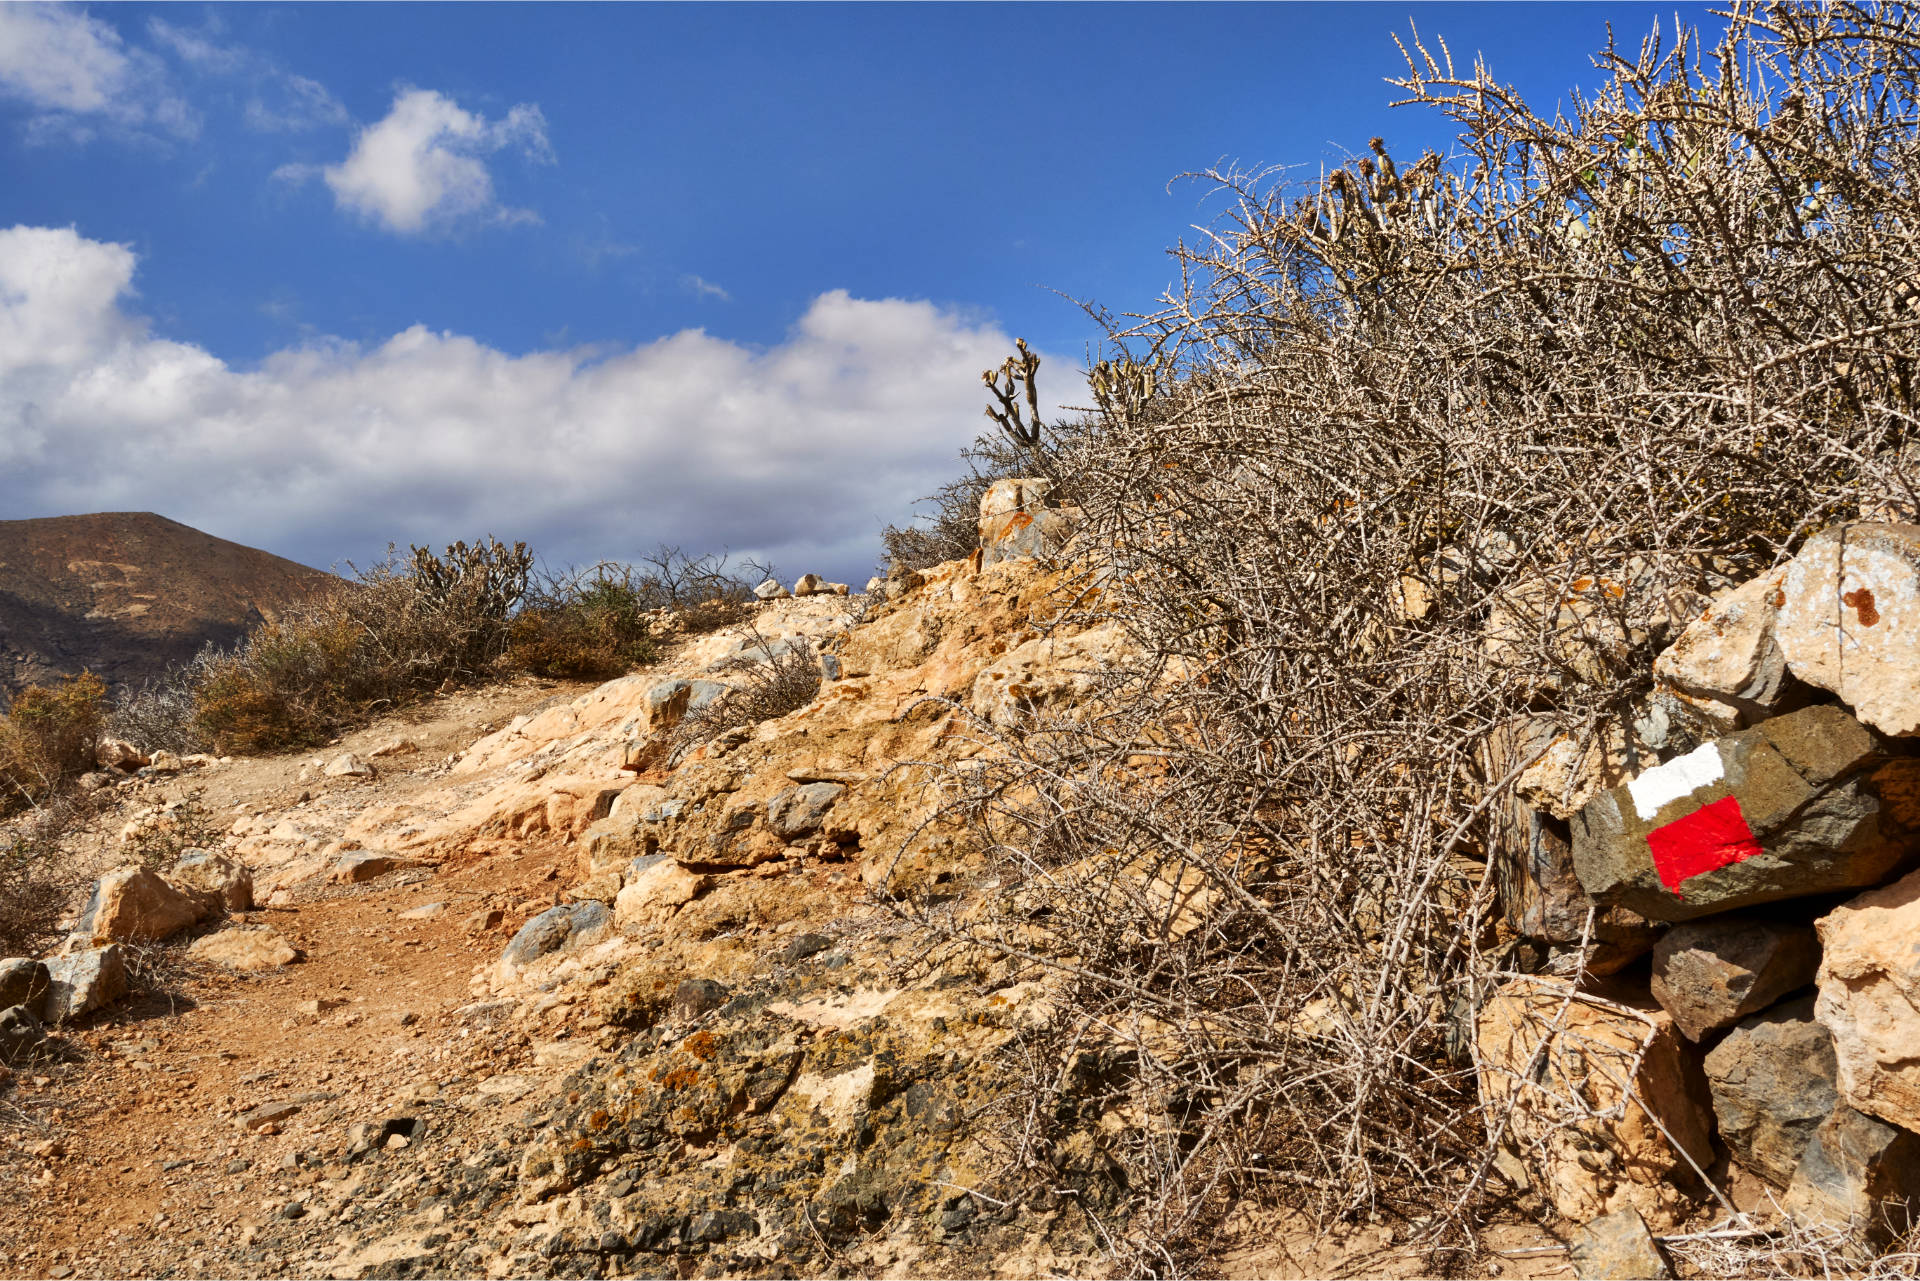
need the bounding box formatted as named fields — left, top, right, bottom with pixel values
left=886, top=2, right=1920, bottom=1268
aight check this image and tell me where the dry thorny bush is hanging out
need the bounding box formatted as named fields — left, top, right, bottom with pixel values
left=884, top=3, right=1920, bottom=1272
left=668, top=624, right=821, bottom=765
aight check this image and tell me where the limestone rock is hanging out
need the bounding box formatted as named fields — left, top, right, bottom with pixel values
left=1782, top=1105, right=1920, bottom=1248
left=1703, top=996, right=1838, bottom=1187
left=1779, top=522, right=1920, bottom=736
left=324, top=753, right=375, bottom=779
left=1650, top=916, right=1819, bottom=1041
left=969, top=625, right=1134, bottom=729
left=0, top=959, right=50, bottom=1020
left=979, top=477, right=1077, bottom=565
left=330, top=851, right=402, bottom=884
left=1568, top=1207, right=1673, bottom=1281
left=614, top=858, right=710, bottom=928
left=43, top=945, right=129, bottom=1022
left=188, top=928, right=301, bottom=971
left=753, top=577, right=790, bottom=601
left=146, top=749, right=183, bottom=774
left=94, top=737, right=148, bottom=771
left=1813, top=868, right=1920, bottom=1133
left=767, top=782, right=845, bottom=841
left=71, top=865, right=209, bottom=945
left=1476, top=981, right=1713, bottom=1225
left=792, top=574, right=824, bottom=597
left=645, top=678, right=729, bottom=731
left=168, top=849, right=253, bottom=912
left=1571, top=704, right=1917, bottom=921
left=1654, top=566, right=1791, bottom=727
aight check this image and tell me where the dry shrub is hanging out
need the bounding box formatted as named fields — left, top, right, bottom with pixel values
left=886, top=2, right=1920, bottom=1268
left=880, top=429, right=1083, bottom=578
left=629, top=545, right=767, bottom=636
left=510, top=563, right=661, bottom=680
left=0, top=793, right=95, bottom=959
left=193, top=538, right=532, bottom=753
left=108, top=659, right=212, bottom=757
left=0, top=673, right=106, bottom=815
left=669, top=627, right=820, bottom=763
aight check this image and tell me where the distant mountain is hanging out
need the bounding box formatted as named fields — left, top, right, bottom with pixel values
left=0, top=513, right=341, bottom=699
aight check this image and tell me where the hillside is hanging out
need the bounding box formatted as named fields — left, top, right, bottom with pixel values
left=0, top=514, right=341, bottom=698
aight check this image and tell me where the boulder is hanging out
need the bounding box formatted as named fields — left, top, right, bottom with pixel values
left=1570, top=704, right=1919, bottom=921
left=1475, top=980, right=1714, bottom=1225
left=1649, top=916, right=1819, bottom=1041
left=1813, top=868, right=1920, bottom=1133
left=1702, top=996, right=1838, bottom=1187
left=767, top=782, right=845, bottom=842
left=0, top=1005, right=46, bottom=1065
left=1568, top=1207, right=1673, bottom=1281
left=1778, top=522, right=1920, bottom=736
left=71, top=865, right=210, bottom=945
left=43, top=945, right=128, bottom=1022
left=0, top=959, right=50, bottom=1020
left=753, top=577, right=790, bottom=601
left=671, top=978, right=731, bottom=1022
left=168, top=849, right=253, bottom=912
left=792, top=574, right=824, bottom=597
left=1782, top=1105, right=1920, bottom=1248
left=614, top=857, right=710, bottom=928
left=188, top=928, right=301, bottom=971
left=324, top=753, right=375, bottom=780
left=497, top=901, right=613, bottom=981
left=1654, top=566, right=1792, bottom=728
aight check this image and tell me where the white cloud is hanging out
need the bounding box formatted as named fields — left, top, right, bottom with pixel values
left=0, top=225, right=1069, bottom=584
left=0, top=4, right=194, bottom=139
left=685, top=275, right=731, bottom=302
left=303, top=90, right=552, bottom=234
left=147, top=18, right=347, bottom=132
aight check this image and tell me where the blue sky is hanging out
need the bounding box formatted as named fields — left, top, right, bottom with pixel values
left=1, top=2, right=1709, bottom=582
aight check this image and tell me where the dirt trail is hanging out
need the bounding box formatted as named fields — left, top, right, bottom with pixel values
left=0, top=678, right=606, bottom=1280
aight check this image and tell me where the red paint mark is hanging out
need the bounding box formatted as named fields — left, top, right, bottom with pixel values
left=1646, top=795, right=1764, bottom=894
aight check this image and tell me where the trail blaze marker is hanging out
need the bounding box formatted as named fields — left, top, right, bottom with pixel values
left=1645, top=794, right=1764, bottom=894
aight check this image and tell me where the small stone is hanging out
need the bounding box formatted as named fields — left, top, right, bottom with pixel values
left=0, top=1005, right=46, bottom=1065
left=71, top=865, right=210, bottom=945
left=367, top=737, right=418, bottom=758
left=238, top=1101, right=301, bottom=1131
left=752, top=577, right=789, bottom=601
left=1569, top=1208, right=1672, bottom=1281
left=791, top=573, right=824, bottom=597
left=777, top=933, right=832, bottom=964
left=278, top=1202, right=306, bottom=1221
left=766, top=782, right=845, bottom=841
left=463, top=908, right=504, bottom=933
left=225, top=1159, right=250, bottom=1174
left=323, top=753, right=375, bottom=780
left=1814, top=868, right=1920, bottom=1133
left=1654, top=566, right=1791, bottom=726
left=1649, top=915, right=1819, bottom=1041
left=398, top=902, right=445, bottom=921
left=385, top=1134, right=409, bottom=1151
left=168, top=850, right=253, bottom=912
left=147, top=750, right=183, bottom=774
left=1703, top=996, right=1838, bottom=1186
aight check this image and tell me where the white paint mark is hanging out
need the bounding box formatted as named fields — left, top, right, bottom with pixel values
left=1626, top=741, right=1725, bottom=822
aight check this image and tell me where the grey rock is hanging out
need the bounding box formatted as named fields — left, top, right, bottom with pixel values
left=1650, top=916, right=1819, bottom=1040
left=330, top=851, right=401, bottom=884
left=499, top=901, right=612, bottom=972
left=43, top=945, right=128, bottom=1022
left=1783, top=1105, right=1920, bottom=1248
left=0, top=959, right=50, bottom=1019
left=1571, top=704, right=1917, bottom=921
left=752, top=577, right=789, bottom=600
left=671, top=978, right=730, bottom=1022
left=1569, top=1206, right=1673, bottom=1280
left=0, top=1005, right=46, bottom=1064
left=778, top=933, right=832, bottom=964
left=767, top=782, right=845, bottom=841
left=238, top=1101, right=301, bottom=1131
left=1703, top=996, right=1838, bottom=1186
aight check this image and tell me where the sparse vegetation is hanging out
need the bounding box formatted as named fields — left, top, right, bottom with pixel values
left=0, top=673, right=106, bottom=815
left=669, top=625, right=821, bottom=763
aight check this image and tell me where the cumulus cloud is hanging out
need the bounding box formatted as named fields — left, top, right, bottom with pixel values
left=0, top=224, right=1068, bottom=583
left=296, top=90, right=552, bottom=234
left=0, top=4, right=195, bottom=139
